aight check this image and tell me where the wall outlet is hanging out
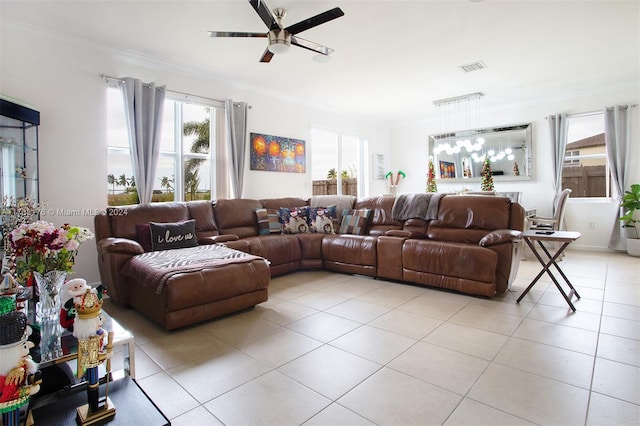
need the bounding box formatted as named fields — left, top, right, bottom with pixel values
left=588, top=221, right=596, bottom=230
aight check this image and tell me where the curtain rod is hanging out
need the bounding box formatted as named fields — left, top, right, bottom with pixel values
left=545, top=104, right=638, bottom=119
left=99, top=74, right=250, bottom=108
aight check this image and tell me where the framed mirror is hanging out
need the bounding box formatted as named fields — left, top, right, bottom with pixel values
left=429, top=123, right=532, bottom=182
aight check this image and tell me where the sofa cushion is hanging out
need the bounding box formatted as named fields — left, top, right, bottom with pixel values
left=149, top=219, right=198, bottom=251
left=309, top=195, right=355, bottom=224
left=428, top=195, right=512, bottom=244
left=187, top=200, right=219, bottom=239
left=109, top=202, right=189, bottom=240
left=213, top=199, right=263, bottom=238
left=260, top=197, right=309, bottom=210
left=135, top=223, right=153, bottom=252
left=339, top=208, right=372, bottom=235
left=279, top=207, right=311, bottom=234
left=308, top=205, right=337, bottom=234
left=255, top=208, right=282, bottom=235
left=353, top=196, right=402, bottom=235
left=402, top=239, right=497, bottom=284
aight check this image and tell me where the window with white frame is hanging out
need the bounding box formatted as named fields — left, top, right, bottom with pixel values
left=564, top=150, right=580, bottom=167
left=107, top=88, right=223, bottom=205
left=310, top=128, right=368, bottom=197
left=563, top=112, right=610, bottom=198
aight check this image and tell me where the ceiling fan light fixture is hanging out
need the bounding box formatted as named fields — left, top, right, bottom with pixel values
left=268, top=31, right=291, bottom=54
left=268, top=41, right=290, bottom=54
left=208, top=3, right=344, bottom=63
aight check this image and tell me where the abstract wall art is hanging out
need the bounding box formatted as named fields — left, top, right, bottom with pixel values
left=250, top=132, right=306, bottom=173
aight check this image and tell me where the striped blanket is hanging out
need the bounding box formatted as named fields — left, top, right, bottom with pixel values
left=121, top=244, right=266, bottom=294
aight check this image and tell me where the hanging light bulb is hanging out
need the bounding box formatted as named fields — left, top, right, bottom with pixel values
left=505, top=147, right=513, bottom=155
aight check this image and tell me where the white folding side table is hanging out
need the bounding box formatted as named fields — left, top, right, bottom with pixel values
left=516, top=230, right=582, bottom=311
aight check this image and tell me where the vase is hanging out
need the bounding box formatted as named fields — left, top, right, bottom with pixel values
left=33, top=270, right=66, bottom=322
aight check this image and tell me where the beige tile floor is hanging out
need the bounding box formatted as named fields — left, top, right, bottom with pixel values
left=104, top=250, right=640, bottom=425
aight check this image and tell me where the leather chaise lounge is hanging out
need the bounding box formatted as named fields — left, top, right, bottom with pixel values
left=94, top=194, right=524, bottom=330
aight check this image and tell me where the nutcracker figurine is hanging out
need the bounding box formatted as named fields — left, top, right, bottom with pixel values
left=0, top=296, right=41, bottom=426
left=73, top=289, right=115, bottom=425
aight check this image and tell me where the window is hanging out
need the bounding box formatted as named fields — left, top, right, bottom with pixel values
left=563, top=112, right=609, bottom=198
left=107, top=88, right=223, bottom=205
left=310, top=128, right=368, bottom=197
left=564, top=150, right=580, bottom=167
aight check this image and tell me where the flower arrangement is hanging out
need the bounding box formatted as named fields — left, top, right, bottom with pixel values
left=8, top=221, right=94, bottom=281
left=0, top=196, right=45, bottom=252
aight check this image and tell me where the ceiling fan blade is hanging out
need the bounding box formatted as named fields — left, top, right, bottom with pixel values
left=291, top=35, right=334, bottom=55
left=285, top=7, right=344, bottom=35
left=259, top=48, right=274, bottom=63
left=249, top=0, right=281, bottom=31
left=208, top=31, right=267, bottom=38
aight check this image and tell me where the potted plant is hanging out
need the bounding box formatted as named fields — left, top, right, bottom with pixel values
left=619, top=183, right=640, bottom=256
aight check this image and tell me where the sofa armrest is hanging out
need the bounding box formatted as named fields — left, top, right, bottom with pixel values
left=96, top=238, right=143, bottom=306
left=198, top=235, right=240, bottom=245
left=97, top=237, right=144, bottom=255
left=479, top=230, right=522, bottom=247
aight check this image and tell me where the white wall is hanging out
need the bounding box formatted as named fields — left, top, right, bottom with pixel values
left=0, top=22, right=390, bottom=284
left=390, top=83, right=640, bottom=251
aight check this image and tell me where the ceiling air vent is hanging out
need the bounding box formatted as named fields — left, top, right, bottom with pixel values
left=459, top=61, right=487, bottom=73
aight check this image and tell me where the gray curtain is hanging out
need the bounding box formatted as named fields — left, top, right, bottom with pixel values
left=121, top=78, right=166, bottom=204
left=225, top=99, right=248, bottom=198
left=548, top=113, right=569, bottom=199
left=605, top=105, right=632, bottom=250
left=214, top=108, right=232, bottom=199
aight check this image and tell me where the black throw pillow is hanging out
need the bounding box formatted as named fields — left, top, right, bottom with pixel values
left=149, top=219, right=198, bottom=251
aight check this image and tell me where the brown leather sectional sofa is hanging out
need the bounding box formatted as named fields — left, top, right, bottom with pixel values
left=94, top=194, right=524, bottom=330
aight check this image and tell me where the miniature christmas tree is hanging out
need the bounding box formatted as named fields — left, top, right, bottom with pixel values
left=513, top=161, right=520, bottom=176
left=481, top=157, right=495, bottom=191
left=426, top=160, right=438, bottom=193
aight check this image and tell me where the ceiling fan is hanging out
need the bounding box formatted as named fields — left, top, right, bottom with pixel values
left=208, top=0, right=344, bottom=63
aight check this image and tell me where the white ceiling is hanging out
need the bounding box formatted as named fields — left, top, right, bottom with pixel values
left=2, top=0, right=639, bottom=126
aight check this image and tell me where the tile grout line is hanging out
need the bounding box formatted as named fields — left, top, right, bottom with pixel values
left=583, top=255, right=609, bottom=425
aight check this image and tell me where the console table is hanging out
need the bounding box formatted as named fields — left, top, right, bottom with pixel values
left=516, top=230, right=582, bottom=311
left=29, top=377, right=169, bottom=425
left=32, top=311, right=135, bottom=379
